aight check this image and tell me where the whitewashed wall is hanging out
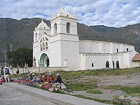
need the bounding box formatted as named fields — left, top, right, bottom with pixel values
left=9, top=67, right=68, bottom=75
left=79, top=40, right=135, bottom=54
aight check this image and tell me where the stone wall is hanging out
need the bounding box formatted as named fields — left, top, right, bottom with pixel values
left=9, top=66, right=68, bottom=74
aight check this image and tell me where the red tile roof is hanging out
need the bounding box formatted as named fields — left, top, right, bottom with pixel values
left=132, top=54, right=140, bottom=61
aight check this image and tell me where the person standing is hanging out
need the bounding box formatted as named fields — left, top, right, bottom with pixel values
left=5, top=67, right=10, bottom=82
left=16, top=64, right=19, bottom=74
left=1, top=66, right=4, bottom=76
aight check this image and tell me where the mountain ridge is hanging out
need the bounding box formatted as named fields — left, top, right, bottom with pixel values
left=0, top=18, right=139, bottom=62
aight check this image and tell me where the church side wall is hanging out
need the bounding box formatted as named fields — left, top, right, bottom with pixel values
left=84, top=54, right=110, bottom=69
left=80, top=52, right=133, bottom=70
left=79, top=40, right=135, bottom=54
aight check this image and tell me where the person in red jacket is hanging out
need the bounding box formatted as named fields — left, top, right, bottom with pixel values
left=43, top=74, right=47, bottom=82
left=48, top=72, right=54, bottom=83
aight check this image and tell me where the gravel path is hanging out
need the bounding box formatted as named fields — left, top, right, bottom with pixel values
left=0, top=84, right=55, bottom=105
left=0, top=83, right=107, bottom=105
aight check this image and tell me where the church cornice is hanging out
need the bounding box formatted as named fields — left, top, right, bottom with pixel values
left=50, top=39, right=79, bottom=44
left=34, top=28, right=50, bottom=32
left=50, top=33, right=79, bottom=37
left=80, top=51, right=130, bottom=56
left=51, top=16, right=77, bottom=22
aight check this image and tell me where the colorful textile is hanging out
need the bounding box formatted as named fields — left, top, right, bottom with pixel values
left=29, top=83, right=34, bottom=87
left=35, top=83, right=42, bottom=88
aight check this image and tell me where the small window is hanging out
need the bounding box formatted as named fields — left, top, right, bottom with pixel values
left=44, top=27, right=45, bottom=29
left=46, top=42, right=48, bottom=49
left=40, top=44, right=42, bottom=51
left=117, top=49, right=118, bottom=53
left=54, top=23, right=57, bottom=34
left=92, top=63, right=94, bottom=67
left=67, top=15, right=69, bottom=17
left=66, top=22, right=70, bottom=33
left=127, top=48, right=128, bottom=51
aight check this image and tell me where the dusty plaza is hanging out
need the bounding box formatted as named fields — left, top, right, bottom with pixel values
left=0, top=67, right=138, bottom=105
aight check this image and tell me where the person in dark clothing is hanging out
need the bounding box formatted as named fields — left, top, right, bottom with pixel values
left=54, top=73, right=63, bottom=84
left=1, top=67, right=4, bottom=75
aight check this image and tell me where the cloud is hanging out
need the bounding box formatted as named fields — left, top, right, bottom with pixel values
left=0, top=0, right=140, bottom=27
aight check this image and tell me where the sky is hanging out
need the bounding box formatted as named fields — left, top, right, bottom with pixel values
left=0, top=0, right=140, bottom=27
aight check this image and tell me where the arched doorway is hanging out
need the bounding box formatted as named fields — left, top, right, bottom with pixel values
left=106, top=61, right=109, bottom=68
left=116, top=61, right=119, bottom=69
left=40, top=53, right=49, bottom=67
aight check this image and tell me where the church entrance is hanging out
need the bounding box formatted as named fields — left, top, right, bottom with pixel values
left=40, top=53, right=49, bottom=67
left=116, top=61, right=119, bottom=69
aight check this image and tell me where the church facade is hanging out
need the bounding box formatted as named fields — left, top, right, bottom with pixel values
left=33, top=8, right=138, bottom=71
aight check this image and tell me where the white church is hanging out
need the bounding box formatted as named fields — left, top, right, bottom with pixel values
left=33, top=8, right=138, bottom=71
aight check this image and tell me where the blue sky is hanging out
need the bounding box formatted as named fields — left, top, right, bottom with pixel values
left=0, top=0, right=140, bottom=27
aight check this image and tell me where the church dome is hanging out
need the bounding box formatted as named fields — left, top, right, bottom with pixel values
left=36, top=19, right=50, bottom=30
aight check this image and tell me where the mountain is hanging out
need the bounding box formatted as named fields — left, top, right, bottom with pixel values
left=90, top=25, right=140, bottom=52
left=0, top=18, right=103, bottom=62
left=0, top=18, right=139, bottom=63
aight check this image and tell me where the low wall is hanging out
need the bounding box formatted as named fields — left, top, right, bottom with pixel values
left=9, top=66, right=68, bottom=74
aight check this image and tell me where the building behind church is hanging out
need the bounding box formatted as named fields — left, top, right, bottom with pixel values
left=33, top=8, right=138, bottom=71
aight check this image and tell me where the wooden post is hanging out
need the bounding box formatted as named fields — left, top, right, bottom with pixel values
left=38, top=60, right=40, bottom=73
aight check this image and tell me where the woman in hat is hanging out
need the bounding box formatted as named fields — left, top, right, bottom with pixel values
left=48, top=72, right=54, bottom=83
left=54, top=73, right=63, bottom=84
left=32, top=73, right=39, bottom=82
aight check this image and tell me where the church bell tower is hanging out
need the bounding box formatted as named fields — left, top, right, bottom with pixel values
left=50, top=7, right=80, bottom=70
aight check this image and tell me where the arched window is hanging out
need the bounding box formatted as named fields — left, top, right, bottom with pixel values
left=106, top=61, right=109, bottom=68
left=116, top=61, right=119, bottom=69
left=66, top=22, right=70, bottom=33
left=54, top=23, right=57, bottom=34
left=46, top=42, right=48, bottom=49
left=117, top=49, right=118, bottom=53
left=127, top=48, right=128, bottom=51
left=40, top=44, right=42, bottom=51
left=46, top=37, right=48, bottom=41
left=43, top=43, right=45, bottom=50
left=92, top=63, right=94, bottom=67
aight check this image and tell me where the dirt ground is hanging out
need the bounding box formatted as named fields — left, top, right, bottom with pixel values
left=70, top=73, right=140, bottom=101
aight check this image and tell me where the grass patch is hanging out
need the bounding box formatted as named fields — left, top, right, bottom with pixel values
left=66, top=83, right=98, bottom=91
left=87, top=89, right=103, bottom=94
left=73, top=94, right=112, bottom=104
left=121, top=87, right=140, bottom=94
left=11, top=73, right=28, bottom=79
left=103, top=85, right=122, bottom=90
left=103, top=85, right=140, bottom=95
